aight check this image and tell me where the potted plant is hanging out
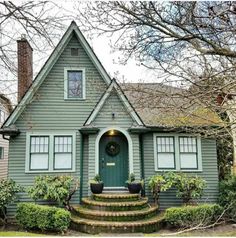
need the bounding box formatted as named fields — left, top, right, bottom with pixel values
left=126, top=173, right=143, bottom=194
left=89, top=174, right=104, bottom=194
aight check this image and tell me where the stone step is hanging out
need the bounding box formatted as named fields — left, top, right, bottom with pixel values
left=71, top=214, right=164, bottom=234
left=92, top=193, right=140, bottom=202
left=73, top=205, right=158, bottom=221
left=81, top=197, right=149, bottom=211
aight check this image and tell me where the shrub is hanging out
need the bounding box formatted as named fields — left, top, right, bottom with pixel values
left=126, top=173, right=143, bottom=185
left=165, top=204, right=223, bottom=228
left=0, top=178, right=23, bottom=223
left=218, top=175, right=236, bottom=222
left=16, top=203, right=71, bottom=232
left=28, top=175, right=79, bottom=210
left=148, top=174, right=173, bottom=205
left=167, top=172, right=206, bottom=204
left=89, top=174, right=103, bottom=184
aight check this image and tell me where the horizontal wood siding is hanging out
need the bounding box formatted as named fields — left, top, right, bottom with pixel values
left=0, top=135, right=9, bottom=178
left=7, top=33, right=108, bottom=217
left=0, top=105, right=10, bottom=178
left=82, top=135, right=89, bottom=197
left=143, top=133, right=219, bottom=209
left=86, top=90, right=141, bottom=195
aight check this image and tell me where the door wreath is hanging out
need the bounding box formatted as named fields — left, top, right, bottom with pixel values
left=105, top=141, right=120, bottom=156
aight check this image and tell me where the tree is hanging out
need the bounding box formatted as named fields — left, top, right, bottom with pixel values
left=0, top=1, right=72, bottom=101
left=76, top=1, right=236, bottom=175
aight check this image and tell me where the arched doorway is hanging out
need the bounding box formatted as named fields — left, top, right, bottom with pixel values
left=99, top=130, right=128, bottom=187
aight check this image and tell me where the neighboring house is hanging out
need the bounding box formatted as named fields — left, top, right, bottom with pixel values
left=0, top=94, right=12, bottom=178
left=0, top=21, right=220, bottom=217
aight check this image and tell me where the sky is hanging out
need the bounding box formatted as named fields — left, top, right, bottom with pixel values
left=0, top=1, right=161, bottom=104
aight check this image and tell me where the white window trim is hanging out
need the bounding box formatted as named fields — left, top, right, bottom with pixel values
left=0, top=146, right=4, bottom=159
left=153, top=133, right=202, bottom=172
left=64, top=67, right=86, bottom=100
left=25, top=131, right=76, bottom=173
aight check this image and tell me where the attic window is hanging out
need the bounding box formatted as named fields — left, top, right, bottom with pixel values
left=64, top=67, right=86, bottom=100
left=71, top=48, right=78, bottom=56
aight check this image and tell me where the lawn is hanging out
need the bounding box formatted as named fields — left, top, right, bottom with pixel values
left=1, top=224, right=236, bottom=236
left=0, top=231, right=47, bottom=237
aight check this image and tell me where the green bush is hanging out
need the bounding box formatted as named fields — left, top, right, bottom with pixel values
left=218, top=175, right=236, bottom=222
left=16, top=203, right=71, bottom=232
left=165, top=204, right=223, bottom=228
left=148, top=174, right=173, bottom=205
left=28, top=175, right=79, bottom=210
left=166, top=172, right=206, bottom=204
left=0, top=178, right=24, bottom=222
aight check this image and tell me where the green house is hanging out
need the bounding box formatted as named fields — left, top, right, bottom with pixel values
left=1, top=21, right=219, bottom=217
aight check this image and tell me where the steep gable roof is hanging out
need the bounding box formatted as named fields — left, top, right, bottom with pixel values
left=84, top=79, right=144, bottom=126
left=3, top=21, right=111, bottom=127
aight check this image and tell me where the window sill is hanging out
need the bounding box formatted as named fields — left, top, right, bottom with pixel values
left=155, top=169, right=202, bottom=173
left=64, top=98, right=86, bottom=101
left=25, top=169, right=76, bottom=174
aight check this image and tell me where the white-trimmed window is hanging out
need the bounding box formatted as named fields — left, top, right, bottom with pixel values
left=26, top=132, right=76, bottom=173
left=156, top=137, right=175, bottom=169
left=154, top=134, right=202, bottom=171
left=54, top=136, right=72, bottom=170
left=64, top=67, right=85, bottom=100
left=179, top=137, right=198, bottom=169
left=0, top=147, right=4, bottom=159
left=0, top=110, right=5, bottom=123
left=30, top=136, right=49, bottom=170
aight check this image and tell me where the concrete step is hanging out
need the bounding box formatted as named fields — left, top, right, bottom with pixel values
left=73, top=205, right=158, bottom=221
left=71, top=214, right=164, bottom=234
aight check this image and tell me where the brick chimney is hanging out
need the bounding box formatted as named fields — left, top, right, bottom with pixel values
left=17, top=34, right=33, bottom=102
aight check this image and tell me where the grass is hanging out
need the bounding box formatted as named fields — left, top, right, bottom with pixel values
left=0, top=231, right=47, bottom=236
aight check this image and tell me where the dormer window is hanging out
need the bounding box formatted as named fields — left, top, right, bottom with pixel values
left=64, top=67, right=85, bottom=100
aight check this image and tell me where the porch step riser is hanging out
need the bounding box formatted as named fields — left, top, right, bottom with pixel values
left=83, top=204, right=149, bottom=211
left=93, top=197, right=140, bottom=202
left=71, top=220, right=163, bottom=234
left=74, top=210, right=158, bottom=222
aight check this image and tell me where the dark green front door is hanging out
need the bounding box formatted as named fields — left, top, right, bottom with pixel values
left=99, top=134, right=128, bottom=187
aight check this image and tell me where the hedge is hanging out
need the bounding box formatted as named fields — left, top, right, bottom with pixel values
left=16, top=203, right=71, bottom=232
left=165, top=204, right=223, bottom=228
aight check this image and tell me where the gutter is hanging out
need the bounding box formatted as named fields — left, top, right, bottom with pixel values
left=0, top=127, right=20, bottom=140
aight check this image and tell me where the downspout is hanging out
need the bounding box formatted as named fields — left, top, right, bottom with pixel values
left=139, top=133, right=145, bottom=197
left=79, top=132, right=84, bottom=202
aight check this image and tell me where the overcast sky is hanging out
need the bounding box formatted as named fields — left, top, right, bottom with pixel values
left=1, top=1, right=162, bottom=104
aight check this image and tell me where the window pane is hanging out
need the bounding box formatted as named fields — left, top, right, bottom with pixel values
left=54, top=153, right=72, bottom=169
left=30, top=136, right=48, bottom=153
left=0, top=147, right=3, bottom=159
left=68, top=71, right=83, bottom=98
left=158, top=153, right=175, bottom=169
left=179, top=137, right=197, bottom=153
left=0, top=110, right=5, bottom=122
left=30, top=154, right=48, bottom=170
left=180, top=154, right=198, bottom=169
left=157, top=137, right=174, bottom=153
left=54, top=136, right=72, bottom=153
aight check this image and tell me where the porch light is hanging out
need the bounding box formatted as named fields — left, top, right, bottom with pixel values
left=109, top=130, right=115, bottom=136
